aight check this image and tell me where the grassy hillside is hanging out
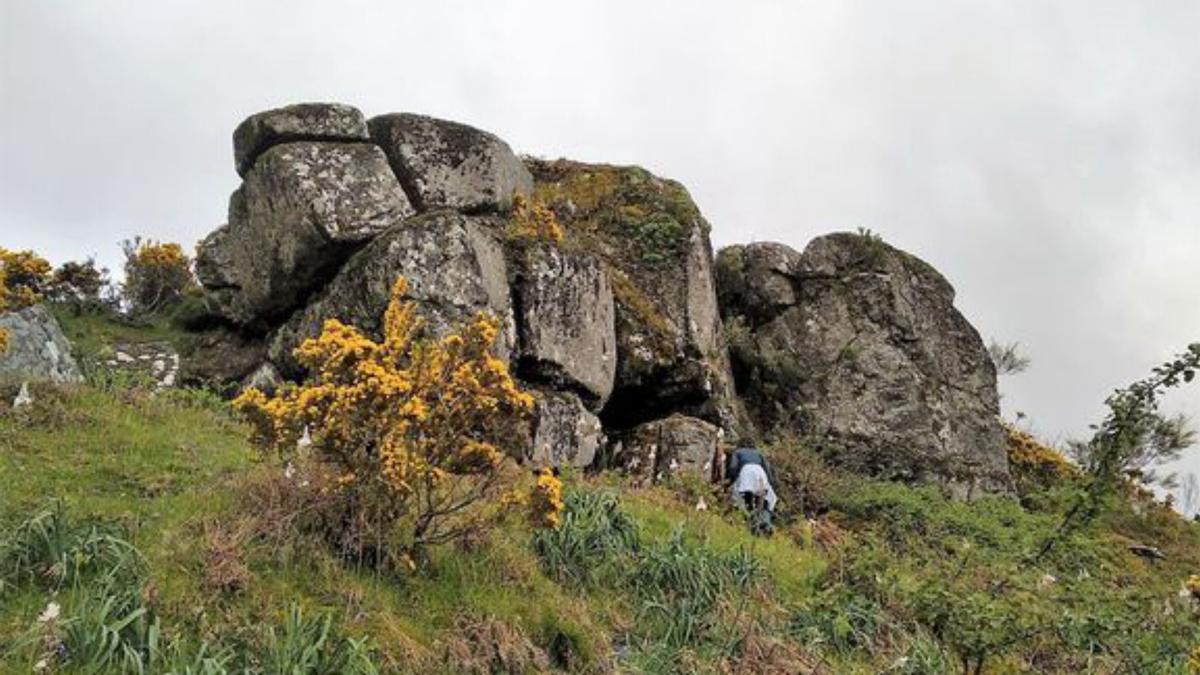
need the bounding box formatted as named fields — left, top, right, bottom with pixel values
left=1, top=312, right=1198, bottom=673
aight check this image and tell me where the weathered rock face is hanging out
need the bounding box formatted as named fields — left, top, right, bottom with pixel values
left=524, top=160, right=744, bottom=434
left=716, top=234, right=1010, bottom=495
left=0, top=305, right=83, bottom=384
left=606, top=414, right=721, bottom=482
left=233, top=102, right=370, bottom=177
left=368, top=113, right=533, bottom=213
left=196, top=142, right=414, bottom=327
left=527, top=389, right=605, bottom=468
left=269, top=210, right=513, bottom=376
left=512, top=244, right=616, bottom=410
left=178, top=329, right=266, bottom=394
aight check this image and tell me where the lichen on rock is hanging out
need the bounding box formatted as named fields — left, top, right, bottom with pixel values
left=716, top=233, right=1012, bottom=495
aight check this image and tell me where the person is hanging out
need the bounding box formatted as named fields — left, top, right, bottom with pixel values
left=724, top=446, right=779, bottom=536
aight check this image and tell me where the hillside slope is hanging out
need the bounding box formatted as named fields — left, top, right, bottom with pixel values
left=2, top=337, right=1198, bottom=673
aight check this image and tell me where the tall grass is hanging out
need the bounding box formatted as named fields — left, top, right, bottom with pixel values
left=0, top=500, right=144, bottom=594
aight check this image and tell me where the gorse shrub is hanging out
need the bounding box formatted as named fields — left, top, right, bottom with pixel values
left=1006, top=425, right=1080, bottom=496
left=508, top=193, right=564, bottom=243
left=0, top=247, right=52, bottom=308
left=121, top=237, right=195, bottom=313
left=235, top=277, right=534, bottom=568
left=0, top=246, right=53, bottom=352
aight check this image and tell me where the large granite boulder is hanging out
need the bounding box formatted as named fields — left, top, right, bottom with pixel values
left=511, top=244, right=615, bottom=410
left=606, top=414, right=721, bottom=482
left=196, top=142, right=414, bottom=327
left=269, top=211, right=513, bottom=376
left=524, top=159, right=744, bottom=434
left=716, top=234, right=1011, bottom=495
left=233, top=102, right=370, bottom=177
left=0, top=305, right=83, bottom=384
left=527, top=389, right=604, bottom=469
left=368, top=113, right=533, bottom=213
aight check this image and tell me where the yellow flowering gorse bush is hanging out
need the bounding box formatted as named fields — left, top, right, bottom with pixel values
left=121, top=238, right=194, bottom=313
left=529, top=468, right=565, bottom=529
left=1005, top=425, right=1080, bottom=491
left=508, top=193, right=564, bottom=244
left=0, top=247, right=53, bottom=352
left=234, top=277, right=537, bottom=562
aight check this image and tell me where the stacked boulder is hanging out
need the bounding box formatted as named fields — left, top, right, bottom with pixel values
left=192, top=102, right=1012, bottom=494
left=715, top=234, right=1011, bottom=497
left=197, top=103, right=722, bottom=477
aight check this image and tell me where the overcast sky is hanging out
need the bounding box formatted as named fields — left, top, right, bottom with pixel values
left=3, top=1, right=1198, bottom=503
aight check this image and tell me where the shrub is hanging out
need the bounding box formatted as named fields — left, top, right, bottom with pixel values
left=234, top=277, right=534, bottom=568
left=508, top=193, right=564, bottom=243
left=769, top=441, right=845, bottom=518
left=50, top=256, right=111, bottom=310
left=0, top=247, right=52, bottom=308
left=0, top=247, right=52, bottom=352
left=121, top=237, right=195, bottom=313
left=1006, top=425, right=1080, bottom=495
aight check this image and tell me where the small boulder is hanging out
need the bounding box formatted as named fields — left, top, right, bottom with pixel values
left=608, top=414, right=721, bottom=482
left=241, top=362, right=282, bottom=396
left=196, top=142, right=415, bottom=326
left=368, top=113, right=532, bottom=213
left=0, top=305, right=83, bottom=384
left=270, top=211, right=513, bottom=377
left=512, top=244, right=616, bottom=410
left=233, top=102, right=370, bottom=177
left=527, top=389, right=604, bottom=469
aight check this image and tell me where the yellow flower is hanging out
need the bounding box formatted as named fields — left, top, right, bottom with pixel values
left=232, top=276, right=534, bottom=561
left=529, top=468, right=564, bottom=530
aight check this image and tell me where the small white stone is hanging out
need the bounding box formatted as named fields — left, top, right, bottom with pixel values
left=13, top=382, right=33, bottom=409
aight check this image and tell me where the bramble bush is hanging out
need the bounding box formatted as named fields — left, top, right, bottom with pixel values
left=235, top=277, right=544, bottom=569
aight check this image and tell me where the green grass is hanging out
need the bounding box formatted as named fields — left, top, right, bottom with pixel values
left=1, top=375, right=1197, bottom=673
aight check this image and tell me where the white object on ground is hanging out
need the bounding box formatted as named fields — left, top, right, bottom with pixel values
left=13, top=382, right=33, bottom=409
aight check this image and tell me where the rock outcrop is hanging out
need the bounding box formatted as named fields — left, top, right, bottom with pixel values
left=269, top=210, right=513, bottom=377
left=368, top=113, right=532, bottom=213
left=0, top=305, right=83, bottom=384
left=197, top=142, right=414, bottom=327
left=232, top=102, right=370, bottom=177
left=606, top=414, right=721, bottom=482
left=716, top=234, right=1010, bottom=495
left=524, top=160, right=744, bottom=434
left=528, top=389, right=605, bottom=468
left=193, top=103, right=1012, bottom=494
left=511, top=244, right=616, bottom=410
